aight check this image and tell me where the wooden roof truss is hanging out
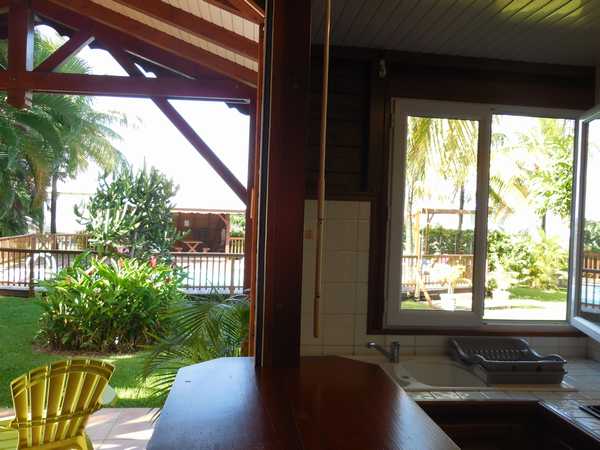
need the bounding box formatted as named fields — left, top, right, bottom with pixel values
left=0, top=0, right=263, bottom=204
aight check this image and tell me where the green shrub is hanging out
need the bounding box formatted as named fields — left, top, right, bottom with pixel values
left=584, top=220, right=600, bottom=253
left=37, top=255, right=185, bottom=352
left=487, top=231, right=567, bottom=290
left=426, top=225, right=474, bottom=254
left=75, top=166, right=180, bottom=260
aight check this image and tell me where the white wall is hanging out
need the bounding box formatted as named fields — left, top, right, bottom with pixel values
left=300, top=199, right=589, bottom=358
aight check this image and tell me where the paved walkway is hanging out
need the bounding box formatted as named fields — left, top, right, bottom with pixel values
left=0, top=407, right=155, bottom=449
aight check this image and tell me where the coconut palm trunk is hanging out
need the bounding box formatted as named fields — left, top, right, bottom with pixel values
left=50, top=172, right=58, bottom=234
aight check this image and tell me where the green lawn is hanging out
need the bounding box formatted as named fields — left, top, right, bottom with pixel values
left=507, top=286, right=566, bottom=302
left=0, top=296, right=160, bottom=408
left=400, top=286, right=567, bottom=310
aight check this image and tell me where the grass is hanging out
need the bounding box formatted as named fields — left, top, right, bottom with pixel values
left=400, top=286, right=567, bottom=310
left=507, top=286, right=566, bottom=302
left=0, top=296, right=160, bottom=408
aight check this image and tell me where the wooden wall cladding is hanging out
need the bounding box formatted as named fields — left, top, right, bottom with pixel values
left=306, top=56, right=370, bottom=196
left=305, top=46, right=596, bottom=199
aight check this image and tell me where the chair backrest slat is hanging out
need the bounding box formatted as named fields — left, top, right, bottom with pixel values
left=10, top=359, right=115, bottom=449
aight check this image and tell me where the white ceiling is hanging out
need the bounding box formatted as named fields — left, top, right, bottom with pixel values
left=311, top=0, right=600, bottom=66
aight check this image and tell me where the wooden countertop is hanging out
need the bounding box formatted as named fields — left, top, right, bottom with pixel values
left=147, top=356, right=458, bottom=450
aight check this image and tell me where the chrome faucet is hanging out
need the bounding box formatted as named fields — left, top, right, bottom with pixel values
left=367, top=341, right=400, bottom=363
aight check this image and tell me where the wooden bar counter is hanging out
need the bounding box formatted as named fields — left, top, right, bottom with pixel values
left=147, top=356, right=458, bottom=450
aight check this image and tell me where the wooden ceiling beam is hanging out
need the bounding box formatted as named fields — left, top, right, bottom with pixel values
left=110, top=0, right=258, bottom=60
left=0, top=70, right=252, bottom=100
left=108, top=46, right=248, bottom=204
left=203, top=0, right=264, bottom=24
left=7, top=0, right=34, bottom=108
left=33, top=2, right=209, bottom=79
left=228, top=0, right=264, bottom=23
left=34, top=28, right=94, bottom=72
left=36, top=0, right=257, bottom=86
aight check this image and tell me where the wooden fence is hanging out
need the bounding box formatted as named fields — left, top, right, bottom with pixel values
left=401, top=254, right=474, bottom=294
left=581, top=252, right=600, bottom=311
left=0, top=247, right=244, bottom=295
left=0, top=233, right=88, bottom=251
left=226, top=237, right=245, bottom=254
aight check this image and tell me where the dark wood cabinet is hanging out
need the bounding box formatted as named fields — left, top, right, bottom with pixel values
left=420, top=401, right=600, bottom=450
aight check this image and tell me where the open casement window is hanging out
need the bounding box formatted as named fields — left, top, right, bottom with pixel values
left=385, top=99, right=578, bottom=330
left=570, top=106, right=600, bottom=341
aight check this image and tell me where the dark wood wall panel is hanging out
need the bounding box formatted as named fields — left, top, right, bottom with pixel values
left=306, top=46, right=596, bottom=336
left=306, top=56, right=370, bottom=196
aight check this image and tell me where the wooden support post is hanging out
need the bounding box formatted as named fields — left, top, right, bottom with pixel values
left=7, top=0, right=34, bottom=108
left=106, top=47, right=249, bottom=204
left=34, top=29, right=94, bottom=72
left=246, top=26, right=264, bottom=358
left=255, top=0, right=311, bottom=368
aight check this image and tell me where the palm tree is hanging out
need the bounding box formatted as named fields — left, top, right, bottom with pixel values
left=405, top=117, right=478, bottom=254
left=0, top=32, right=127, bottom=235
left=143, top=293, right=249, bottom=407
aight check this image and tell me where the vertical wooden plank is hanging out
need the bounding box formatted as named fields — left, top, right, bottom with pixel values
left=7, top=0, right=33, bottom=108
left=256, top=0, right=311, bottom=368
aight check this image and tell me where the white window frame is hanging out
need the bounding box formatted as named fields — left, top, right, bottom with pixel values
left=569, top=105, right=600, bottom=341
left=384, top=98, right=583, bottom=330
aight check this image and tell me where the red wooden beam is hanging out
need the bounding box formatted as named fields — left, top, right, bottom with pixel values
left=7, top=0, right=34, bottom=108
left=152, top=97, right=248, bottom=204
left=108, top=47, right=248, bottom=204
left=40, top=0, right=257, bottom=86
left=228, top=0, right=265, bottom=23
left=33, top=1, right=214, bottom=80
left=257, top=0, right=310, bottom=367
left=0, top=71, right=252, bottom=100
left=110, top=0, right=258, bottom=60
left=203, top=0, right=263, bottom=24
left=34, top=29, right=94, bottom=72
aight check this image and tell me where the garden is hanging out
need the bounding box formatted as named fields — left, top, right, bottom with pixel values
left=0, top=165, right=249, bottom=409
left=0, top=31, right=251, bottom=409
left=399, top=116, right=576, bottom=319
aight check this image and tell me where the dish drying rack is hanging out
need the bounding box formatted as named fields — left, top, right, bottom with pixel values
left=449, top=337, right=566, bottom=385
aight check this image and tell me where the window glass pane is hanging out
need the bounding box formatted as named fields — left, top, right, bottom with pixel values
left=580, top=120, right=600, bottom=313
left=484, top=116, right=573, bottom=321
left=399, top=116, right=478, bottom=312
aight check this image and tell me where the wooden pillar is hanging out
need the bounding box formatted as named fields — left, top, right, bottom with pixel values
left=7, top=0, right=34, bottom=108
left=246, top=26, right=264, bottom=357
left=255, top=0, right=311, bottom=368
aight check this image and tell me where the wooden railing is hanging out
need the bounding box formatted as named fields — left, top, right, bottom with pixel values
left=581, top=252, right=600, bottom=312
left=0, top=247, right=245, bottom=296
left=401, top=254, right=474, bottom=293
left=0, top=233, right=88, bottom=251
left=226, top=237, right=245, bottom=254
left=172, top=252, right=244, bottom=295
left=0, top=248, right=85, bottom=294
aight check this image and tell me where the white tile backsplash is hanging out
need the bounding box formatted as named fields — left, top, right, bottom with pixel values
left=300, top=199, right=595, bottom=359
left=322, top=314, right=355, bottom=346
left=323, top=283, right=357, bottom=314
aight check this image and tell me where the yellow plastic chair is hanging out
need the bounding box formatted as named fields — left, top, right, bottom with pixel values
left=0, top=359, right=115, bottom=450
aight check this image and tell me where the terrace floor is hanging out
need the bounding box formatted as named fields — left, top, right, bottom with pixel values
left=0, top=407, right=155, bottom=449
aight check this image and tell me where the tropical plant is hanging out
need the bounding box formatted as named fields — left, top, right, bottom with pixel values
left=37, top=255, right=185, bottom=352
left=426, top=225, right=474, bottom=254
left=142, top=293, right=249, bottom=404
left=229, top=214, right=245, bottom=237
left=519, top=119, right=574, bottom=225
left=75, top=166, right=180, bottom=260
left=0, top=32, right=127, bottom=235
left=584, top=220, right=600, bottom=253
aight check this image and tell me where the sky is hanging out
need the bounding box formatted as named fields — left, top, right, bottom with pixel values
left=39, top=26, right=250, bottom=231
